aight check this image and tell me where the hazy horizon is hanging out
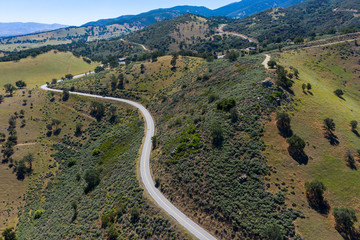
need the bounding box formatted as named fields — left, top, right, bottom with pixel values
left=1, top=0, right=237, bottom=26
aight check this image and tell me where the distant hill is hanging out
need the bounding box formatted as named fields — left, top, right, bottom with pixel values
left=0, top=0, right=304, bottom=52
left=225, top=0, right=360, bottom=44
left=213, top=0, right=304, bottom=18
left=0, top=22, right=67, bottom=37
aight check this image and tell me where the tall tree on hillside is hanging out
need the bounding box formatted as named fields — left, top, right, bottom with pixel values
left=117, top=73, right=124, bottom=90
left=23, top=153, right=34, bottom=171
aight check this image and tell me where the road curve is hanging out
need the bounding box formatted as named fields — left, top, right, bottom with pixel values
left=40, top=82, right=217, bottom=240
left=262, top=54, right=271, bottom=69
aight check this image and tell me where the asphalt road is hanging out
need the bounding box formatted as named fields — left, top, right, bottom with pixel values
left=40, top=80, right=217, bottom=240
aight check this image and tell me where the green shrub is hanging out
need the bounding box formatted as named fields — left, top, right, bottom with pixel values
left=91, top=148, right=101, bottom=156
left=34, top=209, right=45, bottom=219
left=216, top=98, right=236, bottom=112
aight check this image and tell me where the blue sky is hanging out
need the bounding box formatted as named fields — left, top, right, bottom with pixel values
left=1, top=0, right=237, bottom=26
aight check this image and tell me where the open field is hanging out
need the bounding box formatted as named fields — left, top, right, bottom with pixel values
left=263, top=40, right=360, bottom=239
left=0, top=51, right=98, bottom=88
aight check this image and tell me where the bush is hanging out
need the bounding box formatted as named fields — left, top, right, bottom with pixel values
left=267, top=60, right=277, bottom=69
left=333, top=208, right=357, bottom=234
left=91, top=148, right=101, bottom=156
left=2, top=227, right=17, bottom=240
left=276, top=112, right=292, bottom=137
left=84, top=168, right=100, bottom=193
left=350, top=120, right=358, bottom=131
left=287, top=134, right=305, bottom=152
left=305, top=180, right=327, bottom=211
left=34, top=209, right=45, bottom=219
left=210, top=122, right=223, bottom=148
left=216, top=98, right=236, bottom=112
left=334, top=89, right=344, bottom=98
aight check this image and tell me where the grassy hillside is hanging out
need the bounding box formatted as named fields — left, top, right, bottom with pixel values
left=0, top=87, right=187, bottom=239
left=56, top=54, right=302, bottom=239
left=0, top=51, right=97, bottom=88
left=0, top=24, right=140, bottom=52
left=263, top=39, right=360, bottom=239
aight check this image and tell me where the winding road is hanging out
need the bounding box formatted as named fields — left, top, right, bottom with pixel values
left=40, top=52, right=270, bottom=239
left=40, top=81, right=217, bottom=240
left=218, top=24, right=259, bottom=44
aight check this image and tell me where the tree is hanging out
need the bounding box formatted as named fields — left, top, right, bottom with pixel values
left=2, top=227, right=17, bottom=240
left=95, top=66, right=105, bottom=73
left=0, top=133, right=5, bottom=142
left=109, top=106, right=117, bottom=123
left=276, top=112, right=292, bottom=137
left=4, top=84, right=16, bottom=97
left=15, top=80, right=26, bottom=88
left=16, top=160, right=27, bottom=180
left=75, top=123, right=83, bottom=136
left=170, top=55, right=177, bottom=70
left=130, top=207, right=140, bottom=223
left=210, top=122, right=223, bottom=148
left=0, top=95, right=3, bottom=104
left=334, top=89, right=344, bottom=98
left=65, top=74, right=73, bottom=80
left=117, top=73, right=124, bottom=90
left=333, top=208, right=357, bottom=234
left=350, top=120, right=358, bottom=131
left=305, top=180, right=327, bottom=211
left=227, top=51, right=239, bottom=62
left=62, top=89, right=70, bottom=101
left=345, top=151, right=356, bottom=169
left=293, top=36, right=304, bottom=44
left=23, top=153, right=34, bottom=171
left=267, top=60, right=277, bottom=69
left=307, top=83, right=312, bottom=91
left=84, top=168, right=100, bottom=193
left=302, top=83, right=306, bottom=92
left=287, top=134, right=305, bottom=152
left=51, top=78, right=57, bottom=85
left=110, top=75, right=117, bottom=91
left=323, top=118, right=335, bottom=133
left=263, top=224, right=283, bottom=240
left=90, top=101, right=105, bottom=121
left=276, top=65, right=292, bottom=88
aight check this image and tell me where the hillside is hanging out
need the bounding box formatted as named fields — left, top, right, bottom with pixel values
left=0, top=55, right=187, bottom=239
left=263, top=39, right=360, bottom=239
left=225, top=0, right=360, bottom=46
left=0, top=0, right=303, bottom=52
left=125, top=14, right=252, bottom=53
left=54, top=54, right=301, bottom=239
left=0, top=22, right=67, bottom=37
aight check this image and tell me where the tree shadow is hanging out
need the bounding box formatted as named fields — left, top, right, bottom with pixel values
left=278, top=127, right=293, bottom=138
left=288, top=147, right=309, bottom=165
left=325, top=132, right=340, bottom=146
left=54, top=129, right=62, bottom=136
left=308, top=91, right=313, bottom=96
left=311, top=200, right=330, bottom=215
left=352, top=130, right=360, bottom=138
left=335, top=226, right=360, bottom=240
left=75, top=131, right=82, bottom=137
left=46, top=131, right=52, bottom=137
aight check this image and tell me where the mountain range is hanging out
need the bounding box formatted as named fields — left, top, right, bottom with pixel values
left=83, top=0, right=304, bottom=27
left=0, top=22, right=67, bottom=37
left=0, top=0, right=304, bottom=40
